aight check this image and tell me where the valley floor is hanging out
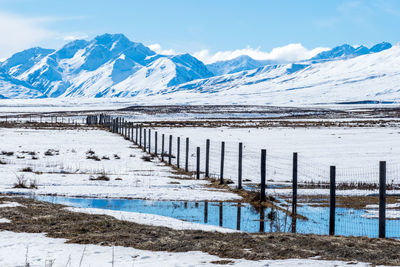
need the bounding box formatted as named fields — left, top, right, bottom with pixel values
left=1, top=105, right=400, bottom=266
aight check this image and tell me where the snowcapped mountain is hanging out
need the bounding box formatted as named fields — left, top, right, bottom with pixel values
left=206, top=55, right=276, bottom=76
left=0, top=35, right=399, bottom=105
left=148, top=43, right=400, bottom=105
left=0, top=33, right=213, bottom=98
left=310, top=42, right=392, bottom=62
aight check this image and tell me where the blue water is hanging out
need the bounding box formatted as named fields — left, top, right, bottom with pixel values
left=35, top=196, right=400, bottom=238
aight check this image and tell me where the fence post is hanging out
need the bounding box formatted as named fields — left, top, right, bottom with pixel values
left=238, top=142, right=243, bottom=189
left=379, top=161, right=386, bottom=238
left=177, top=137, right=180, bottom=168
left=148, top=129, right=151, bottom=153
left=168, top=135, right=172, bottom=165
left=144, top=129, right=147, bottom=152
left=155, top=131, right=158, bottom=156
left=161, top=134, right=165, bottom=162
left=260, top=149, right=266, bottom=202
left=139, top=126, right=142, bottom=147
left=196, top=147, right=200, bottom=179
left=205, top=139, right=210, bottom=178
left=185, top=137, right=189, bottom=172
left=135, top=125, right=138, bottom=144
left=329, top=166, right=336, bottom=236
left=131, top=124, right=134, bottom=141
left=292, top=152, right=298, bottom=233
left=219, top=141, right=225, bottom=185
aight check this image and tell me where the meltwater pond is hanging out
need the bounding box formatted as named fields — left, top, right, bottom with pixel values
left=35, top=196, right=400, bottom=238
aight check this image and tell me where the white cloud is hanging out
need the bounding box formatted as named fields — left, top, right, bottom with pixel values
left=193, top=44, right=330, bottom=64
left=0, top=11, right=56, bottom=58
left=148, top=43, right=176, bottom=55
left=0, top=11, right=88, bottom=59
left=63, top=33, right=89, bottom=42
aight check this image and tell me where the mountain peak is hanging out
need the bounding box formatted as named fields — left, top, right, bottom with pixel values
left=311, top=42, right=392, bottom=61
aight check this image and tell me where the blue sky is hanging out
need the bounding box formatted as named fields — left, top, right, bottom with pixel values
left=0, top=0, right=399, bottom=62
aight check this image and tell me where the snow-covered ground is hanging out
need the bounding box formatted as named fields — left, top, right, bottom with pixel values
left=0, top=231, right=375, bottom=267
left=66, top=207, right=237, bottom=233
left=0, top=127, right=239, bottom=201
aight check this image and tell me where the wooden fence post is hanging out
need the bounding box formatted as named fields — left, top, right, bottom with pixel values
left=219, top=141, right=225, bottom=185
left=177, top=137, right=180, bottom=168
left=185, top=137, right=189, bottom=172
left=379, top=161, right=386, bottom=238
left=238, top=142, right=243, bottom=189
left=329, top=166, right=336, bottom=236
left=196, top=147, right=200, bottom=179
left=260, top=149, right=266, bottom=202
left=205, top=139, right=210, bottom=177
left=292, top=152, right=298, bottom=233
left=168, top=135, right=172, bottom=165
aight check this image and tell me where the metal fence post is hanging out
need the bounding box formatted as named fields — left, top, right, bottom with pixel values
left=196, top=147, right=200, bottom=179
left=205, top=139, right=210, bottom=177
left=155, top=131, right=158, bottom=156
left=292, top=152, right=298, bottom=233
left=177, top=137, right=180, bottom=168
left=168, top=135, right=172, bottom=165
left=219, top=141, right=225, bottom=185
left=379, top=161, right=386, bottom=238
left=185, top=137, right=189, bottom=172
left=161, top=134, right=165, bottom=162
left=329, top=166, right=336, bottom=236
left=238, top=142, right=243, bottom=189
left=260, top=149, right=266, bottom=202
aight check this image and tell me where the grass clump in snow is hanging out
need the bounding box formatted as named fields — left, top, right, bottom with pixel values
left=44, top=149, right=59, bottom=156
left=1, top=151, right=14, bottom=156
left=21, top=167, right=33, bottom=172
left=89, top=175, right=110, bottom=181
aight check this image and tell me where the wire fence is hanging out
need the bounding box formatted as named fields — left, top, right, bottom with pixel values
left=3, top=114, right=399, bottom=238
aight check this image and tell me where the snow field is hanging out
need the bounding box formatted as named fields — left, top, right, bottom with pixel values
left=0, top=231, right=376, bottom=267
left=0, top=127, right=239, bottom=201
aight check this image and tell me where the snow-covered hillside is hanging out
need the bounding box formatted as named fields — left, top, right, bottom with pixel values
left=144, top=44, right=400, bottom=105
left=0, top=34, right=398, bottom=105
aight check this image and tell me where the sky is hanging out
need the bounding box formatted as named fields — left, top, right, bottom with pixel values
left=0, top=0, right=400, bottom=63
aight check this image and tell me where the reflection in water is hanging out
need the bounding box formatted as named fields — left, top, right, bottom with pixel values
left=33, top=195, right=400, bottom=238
left=219, top=202, right=223, bottom=227
left=237, top=205, right=241, bottom=231
left=259, top=207, right=265, bottom=233
left=204, top=201, right=208, bottom=223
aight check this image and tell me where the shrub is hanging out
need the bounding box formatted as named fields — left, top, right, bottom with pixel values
left=13, top=175, right=28, bottom=189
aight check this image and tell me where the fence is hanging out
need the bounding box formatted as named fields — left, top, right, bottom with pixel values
left=81, top=114, right=400, bottom=238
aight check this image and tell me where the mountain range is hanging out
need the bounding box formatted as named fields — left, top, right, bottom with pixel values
left=0, top=33, right=397, bottom=105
